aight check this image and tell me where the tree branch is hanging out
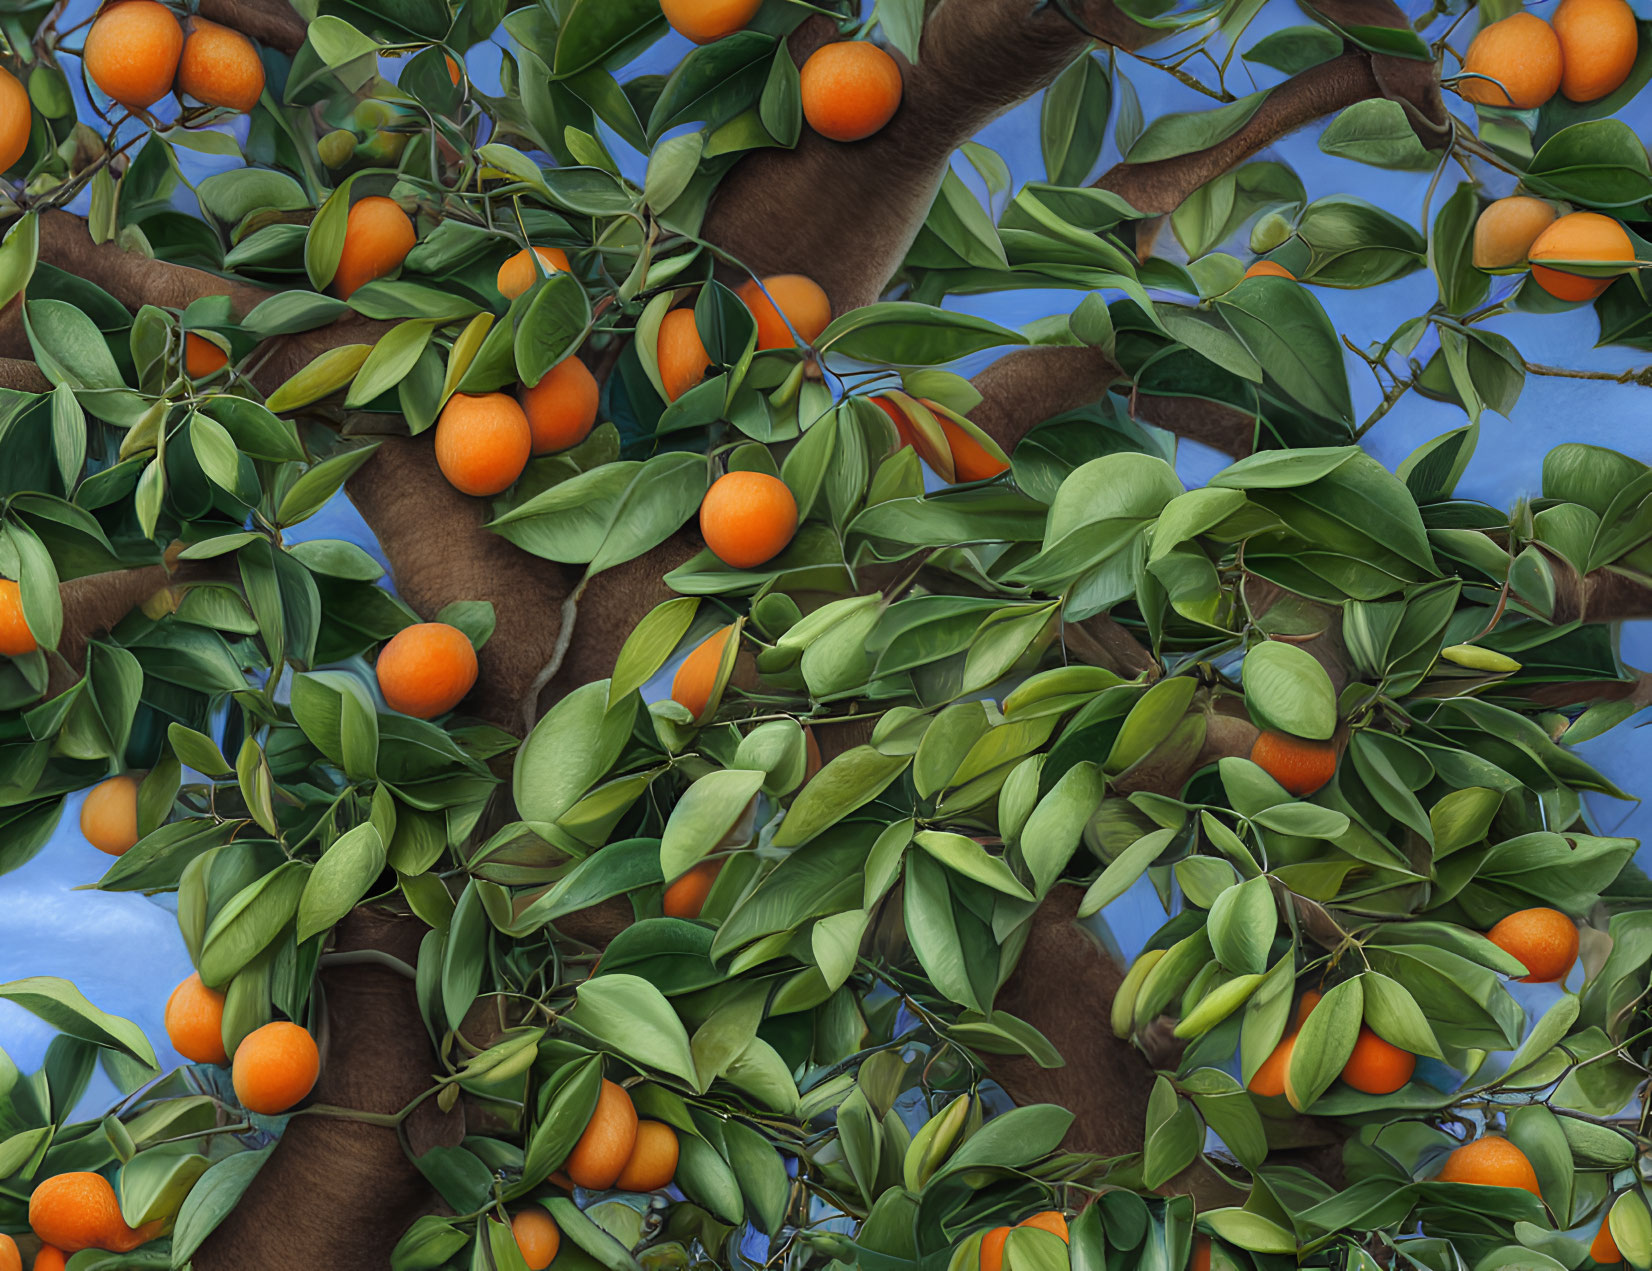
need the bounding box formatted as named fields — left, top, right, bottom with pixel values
left=197, top=0, right=307, bottom=56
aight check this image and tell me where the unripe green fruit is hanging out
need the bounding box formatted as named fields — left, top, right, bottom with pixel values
left=318, top=129, right=356, bottom=168
left=1250, top=211, right=1293, bottom=254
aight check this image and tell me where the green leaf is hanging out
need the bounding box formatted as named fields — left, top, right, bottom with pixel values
left=296, top=824, right=386, bottom=943
left=565, top=973, right=698, bottom=1086
left=1042, top=51, right=1111, bottom=186
left=1079, top=827, right=1175, bottom=917
left=1285, top=976, right=1362, bottom=1109
left=1241, top=639, right=1336, bottom=740
left=1215, top=278, right=1353, bottom=423
left=660, top=768, right=765, bottom=882
left=169, top=1147, right=271, bottom=1267
left=345, top=320, right=437, bottom=407
left=1126, top=89, right=1268, bottom=164
left=0, top=977, right=157, bottom=1066
left=1207, top=874, right=1276, bottom=975
left=818, top=302, right=1027, bottom=364
left=277, top=443, right=381, bottom=527
left=197, top=861, right=310, bottom=988
left=515, top=680, right=637, bottom=824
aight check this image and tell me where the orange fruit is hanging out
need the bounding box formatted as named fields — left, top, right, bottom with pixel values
left=81, top=775, right=140, bottom=856
left=232, top=1020, right=320, bottom=1115
left=0, top=1236, right=16, bottom=1271
left=165, top=972, right=228, bottom=1065
left=184, top=332, right=228, bottom=379
left=736, top=275, right=832, bottom=350
left=0, top=68, right=31, bottom=172
left=657, top=308, right=712, bottom=403
left=84, top=0, right=183, bottom=110
left=0, top=578, right=37, bottom=656
left=979, top=1226, right=1011, bottom=1271
left=1249, top=730, right=1337, bottom=797
left=1553, top=0, right=1639, bottom=102
left=699, top=470, right=798, bottom=569
left=938, top=412, right=1009, bottom=483
left=520, top=357, right=599, bottom=455
left=1592, top=1216, right=1622, bottom=1264
left=511, top=1209, right=560, bottom=1271
left=1472, top=196, right=1557, bottom=269
left=32, top=1246, right=66, bottom=1271
left=671, top=626, right=733, bottom=719
left=176, top=17, right=264, bottom=112
left=663, top=858, right=722, bottom=918
left=1340, top=1026, right=1415, bottom=1095
left=801, top=41, right=904, bottom=142
left=1244, top=260, right=1295, bottom=280
left=1294, top=989, right=1324, bottom=1029
left=28, top=1172, right=162, bottom=1254
left=1487, top=907, right=1580, bottom=983
left=497, top=246, right=571, bottom=300
left=1435, top=1134, right=1541, bottom=1193
left=1529, top=211, right=1636, bottom=302
left=376, top=622, right=478, bottom=719
left=564, top=1079, right=639, bottom=1190
left=1456, top=12, right=1563, bottom=107
left=1017, top=1212, right=1069, bottom=1242
left=333, top=196, right=416, bottom=299
left=1247, top=1032, right=1296, bottom=1097
left=444, top=54, right=460, bottom=86
left=661, top=0, right=763, bottom=43
left=615, top=1120, right=680, bottom=1191
left=435, top=391, right=532, bottom=495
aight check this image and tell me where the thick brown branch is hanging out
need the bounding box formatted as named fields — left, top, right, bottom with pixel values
left=198, top=0, right=307, bottom=55
left=704, top=1, right=1156, bottom=312
left=1548, top=556, right=1652, bottom=625
left=0, top=357, right=48, bottom=392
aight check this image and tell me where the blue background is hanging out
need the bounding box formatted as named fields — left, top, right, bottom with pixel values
left=3, top=0, right=1650, bottom=1118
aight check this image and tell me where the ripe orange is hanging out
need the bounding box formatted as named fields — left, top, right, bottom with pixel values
left=0, top=578, right=37, bottom=656
left=1247, top=1031, right=1296, bottom=1097
left=232, top=1020, right=320, bottom=1115
left=979, top=1226, right=1011, bottom=1271
left=564, top=1079, right=639, bottom=1190
left=0, top=68, right=30, bottom=172
left=1244, top=260, right=1295, bottom=280
left=1456, top=12, right=1563, bottom=107
left=166, top=971, right=228, bottom=1064
left=1294, top=989, right=1324, bottom=1029
left=1340, top=1026, right=1415, bottom=1095
left=801, top=42, right=904, bottom=142
left=671, top=626, right=733, bottom=719
left=176, top=17, right=264, bottom=112
left=32, top=1245, right=66, bottom=1271
left=657, top=308, right=712, bottom=402
left=699, top=471, right=798, bottom=569
left=938, top=412, right=1010, bottom=483
left=663, top=858, right=722, bottom=918
left=1018, top=1211, right=1069, bottom=1242
left=497, top=246, right=571, bottom=300
left=661, top=0, right=763, bottom=43
left=0, top=1236, right=15, bottom=1271
left=1487, top=907, right=1579, bottom=983
left=1249, top=730, right=1337, bottom=797
left=614, top=1120, right=680, bottom=1191
left=1553, top=0, right=1639, bottom=102
left=511, top=1209, right=560, bottom=1271
left=1472, top=196, right=1557, bottom=269
left=376, top=622, right=479, bottom=719
left=29, top=1172, right=162, bottom=1254
left=333, top=196, right=416, bottom=299
left=435, top=391, right=532, bottom=495
left=1435, top=1135, right=1541, bottom=1194
left=84, top=0, right=183, bottom=110
left=736, top=275, right=832, bottom=350
left=1528, top=212, right=1635, bottom=302
left=520, top=357, right=599, bottom=455
left=445, top=54, right=460, bottom=85
left=81, top=775, right=140, bottom=856
left=184, top=332, right=229, bottom=379
left=1592, top=1216, right=1622, bottom=1264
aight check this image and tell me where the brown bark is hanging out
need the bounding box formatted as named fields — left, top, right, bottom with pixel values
left=198, top=0, right=308, bottom=55
left=194, top=908, right=461, bottom=1271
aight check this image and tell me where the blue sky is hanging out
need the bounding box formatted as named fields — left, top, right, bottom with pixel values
left=4, top=0, right=1652, bottom=1118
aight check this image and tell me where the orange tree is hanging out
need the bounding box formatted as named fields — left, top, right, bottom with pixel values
left=0, top=0, right=1650, bottom=1269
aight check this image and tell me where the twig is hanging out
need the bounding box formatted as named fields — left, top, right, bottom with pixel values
left=520, top=573, right=589, bottom=732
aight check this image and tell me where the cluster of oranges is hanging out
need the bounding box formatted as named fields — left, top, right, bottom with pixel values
left=660, top=2, right=903, bottom=142
left=430, top=247, right=601, bottom=497
left=1249, top=908, right=1579, bottom=1101
left=561, top=1079, right=680, bottom=1193
left=82, top=0, right=264, bottom=113
left=1456, top=0, right=1638, bottom=109
left=658, top=274, right=833, bottom=403
left=14, top=995, right=316, bottom=1263
left=165, top=972, right=321, bottom=1113
left=375, top=621, right=479, bottom=719
left=1473, top=197, right=1636, bottom=302
left=977, top=1210, right=1069, bottom=1271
